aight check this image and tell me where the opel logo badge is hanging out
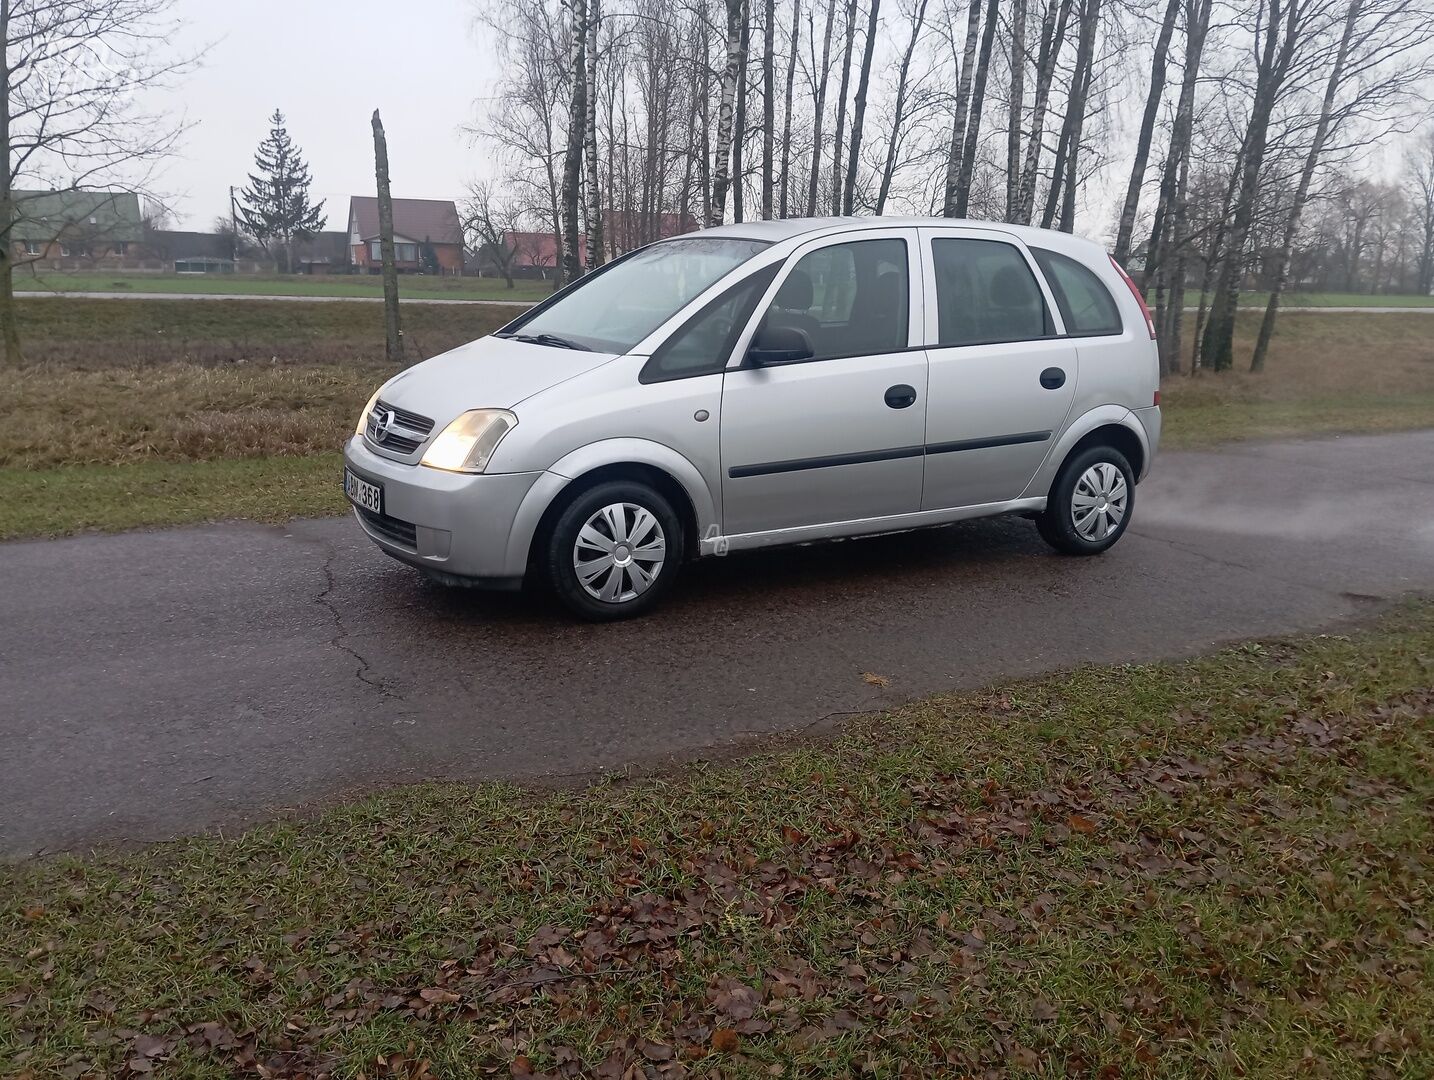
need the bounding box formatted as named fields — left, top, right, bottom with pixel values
left=373, top=408, right=396, bottom=439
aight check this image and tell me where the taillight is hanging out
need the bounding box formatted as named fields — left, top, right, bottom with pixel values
left=1110, top=254, right=1156, bottom=339
left=1152, top=390, right=1161, bottom=407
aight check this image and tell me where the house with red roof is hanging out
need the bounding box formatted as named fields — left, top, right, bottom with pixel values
left=347, top=196, right=464, bottom=274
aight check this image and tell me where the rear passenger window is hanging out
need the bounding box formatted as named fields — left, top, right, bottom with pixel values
left=931, top=238, right=1053, bottom=347
left=1031, top=248, right=1122, bottom=336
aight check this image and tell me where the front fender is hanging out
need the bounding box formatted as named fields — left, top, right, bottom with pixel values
left=500, top=438, right=719, bottom=575
left=1019, top=405, right=1150, bottom=501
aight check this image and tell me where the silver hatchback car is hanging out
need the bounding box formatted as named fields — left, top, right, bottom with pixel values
left=344, top=217, right=1160, bottom=619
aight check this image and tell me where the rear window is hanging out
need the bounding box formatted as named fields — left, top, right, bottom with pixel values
left=1031, top=248, right=1122, bottom=336
left=930, top=238, right=1053, bottom=347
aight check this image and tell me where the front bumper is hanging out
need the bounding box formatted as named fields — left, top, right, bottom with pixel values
left=342, top=436, right=543, bottom=583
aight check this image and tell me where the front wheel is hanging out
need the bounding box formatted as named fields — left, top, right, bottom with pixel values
left=544, top=480, right=683, bottom=620
left=1036, top=445, right=1135, bottom=555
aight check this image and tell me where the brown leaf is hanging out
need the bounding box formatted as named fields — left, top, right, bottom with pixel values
left=1010, top=1044, right=1040, bottom=1068
left=419, top=987, right=459, bottom=1004
left=510, top=1054, right=533, bottom=1076
left=862, top=672, right=890, bottom=688
left=1031, top=997, right=1059, bottom=1021
left=711, top=1028, right=740, bottom=1053
left=1067, top=814, right=1098, bottom=834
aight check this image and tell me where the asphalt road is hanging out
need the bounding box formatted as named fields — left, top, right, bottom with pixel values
left=4, top=431, right=1433, bottom=858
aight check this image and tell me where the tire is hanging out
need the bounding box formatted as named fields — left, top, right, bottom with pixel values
left=1035, top=444, right=1135, bottom=556
left=543, top=480, right=683, bottom=620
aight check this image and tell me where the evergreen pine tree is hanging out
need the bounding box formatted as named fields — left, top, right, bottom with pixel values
left=237, top=109, right=327, bottom=273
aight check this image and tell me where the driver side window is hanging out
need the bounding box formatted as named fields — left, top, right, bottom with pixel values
left=759, top=238, right=909, bottom=362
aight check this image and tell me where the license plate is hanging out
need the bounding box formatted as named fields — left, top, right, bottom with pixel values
left=344, top=468, right=383, bottom=515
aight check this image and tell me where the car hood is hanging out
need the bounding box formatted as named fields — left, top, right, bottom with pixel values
left=378, top=335, right=618, bottom=422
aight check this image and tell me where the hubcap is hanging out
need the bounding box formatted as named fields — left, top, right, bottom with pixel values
left=572, top=502, right=666, bottom=603
left=1071, top=462, right=1128, bottom=542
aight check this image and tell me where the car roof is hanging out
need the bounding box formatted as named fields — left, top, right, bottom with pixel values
left=691, top=216, right=1108, bottom=259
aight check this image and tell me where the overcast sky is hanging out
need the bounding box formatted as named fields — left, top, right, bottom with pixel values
left=156, top=0, right=496, bottom=229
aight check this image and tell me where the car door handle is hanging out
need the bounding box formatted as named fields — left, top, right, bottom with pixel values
left=884, top=384, right=918, bottom=409
left=1039, top=367, right=1066, bottom=390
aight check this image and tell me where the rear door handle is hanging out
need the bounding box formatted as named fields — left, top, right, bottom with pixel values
left=1040, top=367, right=1066, bottom=390
left=884, top=383, right=917, bottom=409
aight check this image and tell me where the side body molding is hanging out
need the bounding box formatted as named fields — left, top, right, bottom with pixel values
left=1017, top=404, right=1151, bottom=502
left=501, top=438, right=720, bottom=574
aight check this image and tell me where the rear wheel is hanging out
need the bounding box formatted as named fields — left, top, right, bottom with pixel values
left=544, top=480, right=683, bottom=620
left=1036, top=444, right=1134, bottom=555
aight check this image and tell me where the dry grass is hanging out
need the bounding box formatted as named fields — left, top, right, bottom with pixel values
left=1161, top=312, right=1434, bottom=446
left=8, top=297, right=521, bottom=368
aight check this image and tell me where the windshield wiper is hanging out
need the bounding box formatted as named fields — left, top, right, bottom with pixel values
left=503, top=331, right=592, bottom=351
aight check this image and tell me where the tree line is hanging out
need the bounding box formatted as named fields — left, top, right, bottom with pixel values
left=470, top=0, right=1434, bottom=374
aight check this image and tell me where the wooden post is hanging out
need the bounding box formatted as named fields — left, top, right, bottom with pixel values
left=371, top=109, right=403, bottom=365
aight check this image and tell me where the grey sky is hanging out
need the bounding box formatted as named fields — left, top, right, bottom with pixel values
left=157, top=0, right=496, bottom=229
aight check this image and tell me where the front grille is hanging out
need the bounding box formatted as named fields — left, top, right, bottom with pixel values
left=365, top=400, right=435, bottom=455
left=357, top=507, right=418, bottom=550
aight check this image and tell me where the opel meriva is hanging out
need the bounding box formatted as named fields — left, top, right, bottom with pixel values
left=344, top=218, right=1161, bottom=619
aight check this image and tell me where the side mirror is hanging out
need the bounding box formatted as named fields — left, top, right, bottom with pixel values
left=747, top=325, right=814, bottom=366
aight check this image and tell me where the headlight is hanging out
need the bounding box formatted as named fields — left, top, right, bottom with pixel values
left=420, top=409, right=518, bottom=473
left=355, top=387, right=382, bottom=436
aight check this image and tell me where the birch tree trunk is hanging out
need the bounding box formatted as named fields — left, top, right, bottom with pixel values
left=709, top=0, right=745, bottom=227
left=1112, top=0, right=1179, bottom=264
left=807, top=0, right=838, bottom=215
left=584, top=0, right=604, bottom=269
left=733, top=0, right=750, bottom=223
left=953, top=0, right=1000, bottom=219
left=1016, top=0, right=1073, bottom=225
left=779, top=0, right=801, bottom=217
left=876, top=0, right=931, bottom=213
left=942, top=0, right=982, bottom=217
left=1144, top=0, right=1211, bottom=289
left=371, top=110, right=403, bottom=365
left=1056, top=0, right=1101, bottom=233
left=842, top=0, right=882, bottom=214
left=1250, top=0, right=1361, bottom=372
left=560, top=0, right=588, bottom=284
left=829, top=0, right=858, bottom=214
left=762, top=0, right=776, bottom=218
left=1005, top=0, right=1027, bottom=222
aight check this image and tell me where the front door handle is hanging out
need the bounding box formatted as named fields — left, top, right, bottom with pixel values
left=1040, top=367, right=1066, bottom=390
left=884, top=383, right=918, bottom=409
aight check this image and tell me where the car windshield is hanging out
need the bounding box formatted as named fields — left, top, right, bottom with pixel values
left=502, top=237, right=770, bottom=353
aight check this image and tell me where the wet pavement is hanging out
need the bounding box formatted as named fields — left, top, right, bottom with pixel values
left=3, top=431, right=1432, bottom=857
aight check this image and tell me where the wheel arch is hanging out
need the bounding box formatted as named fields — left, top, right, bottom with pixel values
left=1020, top=406, right=1150, bottom=502
left=504, top=439, right=717, bottom=573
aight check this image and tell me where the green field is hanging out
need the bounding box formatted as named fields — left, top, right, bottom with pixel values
left=3, top=604, right=1431, bottom=1076
left=14, top=269, right=554, bottom=303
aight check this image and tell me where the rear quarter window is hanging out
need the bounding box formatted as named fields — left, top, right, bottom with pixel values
left=1031, top=248, right=1123, bottom=336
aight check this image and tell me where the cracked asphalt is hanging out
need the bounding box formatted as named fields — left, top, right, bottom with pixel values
left=3, top=431, right=1432, bottom=858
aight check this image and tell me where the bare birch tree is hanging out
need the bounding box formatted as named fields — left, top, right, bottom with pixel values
left=559, top=0, right=588, bottom=283
left=762, top=0, right=776, bottom=217
left=876, top=0, right=932, bottom=212
left=1005, top=0, right=1028, bottom=220
left=779, top=0, right=801, bottom=216
left=1, top=0, right=194, bottom=365
left=584, top=0, right=604, bottom=268
left=1015, top=0, right=1074, bottom=224
left=806, top=0, right=838, bottom=214
left=1112, top=0, right=1180, bottom=263
left=710, top=0, right=746, bottom=225
left=842, top=0, right=882, bottom=213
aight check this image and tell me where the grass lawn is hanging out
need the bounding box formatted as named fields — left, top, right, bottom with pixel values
left=1152, top=289, right=1434, bottom=309
left=3, top=604, right=1431, bottom=1076
left=15, top=269, right=554, bottom=303
left=1, top=304, right=1431, bottom=541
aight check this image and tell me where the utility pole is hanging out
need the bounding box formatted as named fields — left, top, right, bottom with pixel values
left=371, top=109, right=403, bottom=365
left=228, top=186, right=239, bottom=262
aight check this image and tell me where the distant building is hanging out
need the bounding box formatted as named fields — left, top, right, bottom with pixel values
left=346, top=197, right=463, bottom=274
left=7, top=189, right=145, bottom=266
left=478, top=211, right=699, bottom=280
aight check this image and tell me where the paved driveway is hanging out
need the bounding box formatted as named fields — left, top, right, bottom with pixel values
left=3, top=431, right=1432, bottom=858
